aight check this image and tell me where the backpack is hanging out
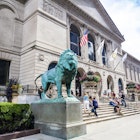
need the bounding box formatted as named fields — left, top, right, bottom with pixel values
left=93, top=100, right=98, bottom=108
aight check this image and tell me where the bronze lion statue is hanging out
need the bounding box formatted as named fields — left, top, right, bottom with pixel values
left=35, top=49, right=78, bottom=99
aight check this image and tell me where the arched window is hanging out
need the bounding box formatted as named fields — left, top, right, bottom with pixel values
left=102, top=45, right=107, bottom=65
left=48, top=62, right=57, bottom=70
left=88, top=34, right=96, bottom=61
left=70, top=24, right=81, bottom=56
left=118, top=78, right=123, bottom=91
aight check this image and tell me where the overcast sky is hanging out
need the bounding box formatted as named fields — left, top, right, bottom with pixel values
left=100, top=0, right=140, bottom=60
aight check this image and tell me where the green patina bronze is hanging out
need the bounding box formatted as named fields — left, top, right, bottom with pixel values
left=35, top=49, right=78, bottom=99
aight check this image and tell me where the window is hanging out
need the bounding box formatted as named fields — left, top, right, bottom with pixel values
left=118, top=79, right=123, bottom=91
left=125, top=63, right=128, bottom=79
left=88, top=41, right=94, bottom=60
left=0, top=60, right=10, bottom=85
left=70, top=24, right=81, bottom=56
left=137, top=68, right=140, bottom=82
left=133, top=66, right=136, bottom=82
left=102, top=46, right=107, bottom=65
left=129, top=65, right=132, bottom=80
left=88, top=34, right=96, bottom=61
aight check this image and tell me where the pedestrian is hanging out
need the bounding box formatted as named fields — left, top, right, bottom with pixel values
left=132, top=93, right=135, bottom=101
left=111, top=91, right=116, bottom=99
left=38, top=86, right=43, bottom=99
left=120, top=91, right=127, bottom=107
left=91, top=97, right=98, bottom=117
left=89, top=96, right=93, bottom=108
left=83, top=92, right=90, bottom=113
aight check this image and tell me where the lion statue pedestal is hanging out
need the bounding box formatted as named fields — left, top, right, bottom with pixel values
left=32, top=49, right=86, bottom=139
left=31, top=97, right=86, bottom=139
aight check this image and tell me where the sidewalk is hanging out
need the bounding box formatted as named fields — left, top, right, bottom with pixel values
left=13, top=114, right=140, bottom=140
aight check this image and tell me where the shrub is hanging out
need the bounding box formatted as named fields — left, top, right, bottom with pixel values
left=0, top=102, right=34, bottom=134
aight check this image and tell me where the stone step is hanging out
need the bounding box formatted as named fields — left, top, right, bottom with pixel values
left=85, top=115, right=120, bottom=124
left=83, top=109, right=139, bottom=118
left=83, top=109, right=139, bottom=120
left=82, top=102, right=140, bottom=124
left=84, top=112, right=140, bottom=124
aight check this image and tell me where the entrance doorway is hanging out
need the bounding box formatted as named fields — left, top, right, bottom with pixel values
left=75, top=71, right=82, bottom=96
left=107, top=75, right=114, bottom=91
left=0, top=60, right=10, bottom=86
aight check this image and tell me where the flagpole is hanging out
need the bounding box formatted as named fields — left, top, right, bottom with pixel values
left=113, top=58, right=122, bottom=71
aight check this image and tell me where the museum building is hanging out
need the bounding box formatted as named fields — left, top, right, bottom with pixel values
left=0, top=0, right=140, bottom=101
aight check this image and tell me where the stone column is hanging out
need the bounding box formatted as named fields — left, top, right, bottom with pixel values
left=126, top=65, right=130, bottom=80
left=95, top=35, right=103, bottom=65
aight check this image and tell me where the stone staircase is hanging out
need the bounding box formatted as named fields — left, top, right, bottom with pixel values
left=82, top=102, right=140, bottom=124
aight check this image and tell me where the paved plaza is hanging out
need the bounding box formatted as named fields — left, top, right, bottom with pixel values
left=13, top=114, right=140, bottom=140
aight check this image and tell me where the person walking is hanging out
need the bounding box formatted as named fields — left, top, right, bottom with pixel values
left=91, top=97, right=98, bottom=117
left=120, top=91, right=127, bottom=107
left=38, top=86, right=43, bottom=99
left=83, top=92, right=90, bottom=113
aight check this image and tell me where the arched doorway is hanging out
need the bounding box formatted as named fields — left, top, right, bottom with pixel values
left=48, top=62, right=57, bottom=70
left=107, top=75, right=114, bottom=91
left=75, top=68, right=85, bottom=96
left=47, top=62, right=57, bottom=98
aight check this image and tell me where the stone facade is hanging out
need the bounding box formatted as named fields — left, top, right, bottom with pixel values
left=0, top=0, right=139, bottom=99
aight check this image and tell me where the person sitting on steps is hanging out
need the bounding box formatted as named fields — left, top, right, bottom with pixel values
left=109, top=97, right=123, bottom=115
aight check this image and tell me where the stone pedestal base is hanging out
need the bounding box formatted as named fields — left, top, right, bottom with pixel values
left=31, top=97, right=86, bottom=139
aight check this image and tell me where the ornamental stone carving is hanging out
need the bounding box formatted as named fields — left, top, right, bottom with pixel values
left=43, top=0, right=63, bottom=20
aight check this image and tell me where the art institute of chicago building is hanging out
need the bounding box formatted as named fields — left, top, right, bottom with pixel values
left=0, top=0, right=140, bottom=101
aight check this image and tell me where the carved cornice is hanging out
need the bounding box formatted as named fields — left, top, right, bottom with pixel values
left=95, top=0, right=124, bottom=39
left=52, top=0, right=125, bottom=43
left=123, top=49, right=140, bottom=64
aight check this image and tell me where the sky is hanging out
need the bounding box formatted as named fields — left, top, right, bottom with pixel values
left=100, top=0, right=140, bottom=60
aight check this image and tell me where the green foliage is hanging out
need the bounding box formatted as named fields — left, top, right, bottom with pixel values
left=79, top=72, right=101, bottom=83
left=126, top=83, right=136, bottom=89
left=0, top=102, right=34, bottom=134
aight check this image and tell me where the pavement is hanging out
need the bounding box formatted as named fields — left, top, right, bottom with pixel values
left=13, top=114, right=140, bottom=140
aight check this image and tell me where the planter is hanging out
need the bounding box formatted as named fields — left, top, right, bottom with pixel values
left=84, top=81, right=97, bottom=87
left=12, top=93, right=19, bottom=103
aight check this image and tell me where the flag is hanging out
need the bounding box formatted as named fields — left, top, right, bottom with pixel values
left=122, top=53, right=127, bottom=62
left=114, top=53, right=127, bottom=70
left=109, top=48, right=118, bottom=61
left=80, top=30, right=88, bottom=47
left=97, top=40, right=105, bottom=56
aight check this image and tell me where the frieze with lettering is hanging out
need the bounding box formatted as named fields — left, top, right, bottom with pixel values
left=43, top=0, right=63, bottom=20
